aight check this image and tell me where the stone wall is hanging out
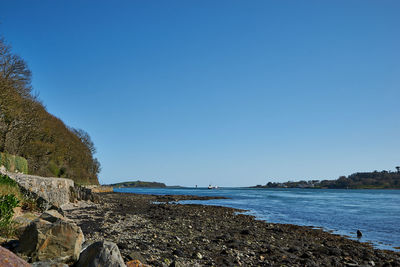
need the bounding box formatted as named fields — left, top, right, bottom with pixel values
left=0, top=166, right=74, bottom=208
left=90, top=186, right=113, bottom=193
left=70, top=186, right=100, bottom=203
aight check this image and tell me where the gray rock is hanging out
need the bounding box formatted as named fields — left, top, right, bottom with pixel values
left=127, top=251, right=146, bottom=263
left=13, top=212, right=41, bottom=237
left=40, top=210, right=67, bottom=223
left=75, top=241, right=126, bottom=267
left=69, top=186, right=99, bottom=203
left=196, top=252, right=203, bottom=259
left=31, top=260, right=68, bottom=267
left=18, top=211, right=84, bottom=264
left=169, top=260, right=190, bottom=267
left=169, top=260, right=201, bottom=267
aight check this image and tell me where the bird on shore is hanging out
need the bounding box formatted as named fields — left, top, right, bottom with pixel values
left=357, top=230, right=363, bottom=238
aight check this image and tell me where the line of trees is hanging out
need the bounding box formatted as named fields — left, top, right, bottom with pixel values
left=253, top=168, right=400, bottom=189
left=109, top=180, right=167, bottom=188
left=0, top=37, right=99, bottom=184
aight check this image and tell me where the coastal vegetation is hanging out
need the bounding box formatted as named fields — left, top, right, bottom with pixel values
left=0, top=174, right=43, bottom=236
left=0, top=37, right=99, bottom=184
left=253, top=169, right=400, bottom=189
left=0, top=194, right=19, bottom=235
left=0, top=174, right=22, bottom=200
left=0, top=174, right=21, bottom=235
left=0, top=152, right=28, bottom=174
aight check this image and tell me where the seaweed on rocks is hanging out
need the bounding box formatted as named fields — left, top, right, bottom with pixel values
left=64, top=193, right=400, bottom=267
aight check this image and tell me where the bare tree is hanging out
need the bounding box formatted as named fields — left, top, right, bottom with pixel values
left=0, top=38, right=32, bottom=98
left=71, top=128, right=96, bottom=155
left=0, top=38, right=40, bottom=153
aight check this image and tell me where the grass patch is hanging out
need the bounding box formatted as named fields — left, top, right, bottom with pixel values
left=0, top=152, right=28, bottom=174
left=0, top=174, right=22, bottom=201
left=0, top=184, right=22, bottom=201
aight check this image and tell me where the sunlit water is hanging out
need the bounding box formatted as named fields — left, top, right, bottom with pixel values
left=114, top=187, right=400, bottom=251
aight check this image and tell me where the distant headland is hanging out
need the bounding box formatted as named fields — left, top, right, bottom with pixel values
left=108, top=180, right=167, bottom=188
left=252, top=168, right=400, bottom=189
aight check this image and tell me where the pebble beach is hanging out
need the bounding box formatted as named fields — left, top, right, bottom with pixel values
left=64, top=192, right=400, bottom=267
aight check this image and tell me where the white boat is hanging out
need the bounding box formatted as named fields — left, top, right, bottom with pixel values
left=208, top=184, right=218, bottom=189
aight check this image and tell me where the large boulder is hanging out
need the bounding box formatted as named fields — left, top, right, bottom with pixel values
left=39, top=210, right=65, bottom=223
left=18, top=210, right=83, bottom=264
left=0, top=246, right=31, bottom=267
left=75, top=241, right=126, bottom=267
left=13, top=212, right=41, bottom=237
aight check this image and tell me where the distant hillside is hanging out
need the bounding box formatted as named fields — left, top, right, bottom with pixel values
left=110, top=180, right=166, bottom=188
left=252, top=169, right=400, bottom=189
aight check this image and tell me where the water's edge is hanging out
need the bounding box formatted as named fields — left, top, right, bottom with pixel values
left=114, top=187, right=400, bottom=251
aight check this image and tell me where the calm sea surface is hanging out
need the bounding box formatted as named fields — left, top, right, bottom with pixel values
left=114, top=187, right=400, bottom=251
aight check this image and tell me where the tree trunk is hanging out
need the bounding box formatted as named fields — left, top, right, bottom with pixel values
left=0, top=128, right=7, bottom=152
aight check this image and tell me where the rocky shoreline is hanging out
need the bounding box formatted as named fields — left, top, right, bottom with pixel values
left=63, top=192, right=399, bottom=267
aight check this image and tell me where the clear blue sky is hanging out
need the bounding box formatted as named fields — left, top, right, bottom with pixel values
left=1, top=1, right=399, bottom=186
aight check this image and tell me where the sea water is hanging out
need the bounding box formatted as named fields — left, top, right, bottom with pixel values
left=114, top=187, right=400, bottom=251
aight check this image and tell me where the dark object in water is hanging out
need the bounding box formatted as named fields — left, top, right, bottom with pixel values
left=357, top=230, right=363, bottom=238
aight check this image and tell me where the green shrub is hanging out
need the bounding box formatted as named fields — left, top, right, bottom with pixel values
left=0, top=194, right=20, bottom=235
left=0, top=175, right=38, bottom=214
left=0, top=174, right=22, bottom=207
left=0, top=152, right=28, bottom=174
left=0, top=153, right=11, bottom=170
left=47, top=160, right=60, bottom=177
left=0, top=174, right=18, bottom=187
left=15, top=156, right=28, bottom=174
